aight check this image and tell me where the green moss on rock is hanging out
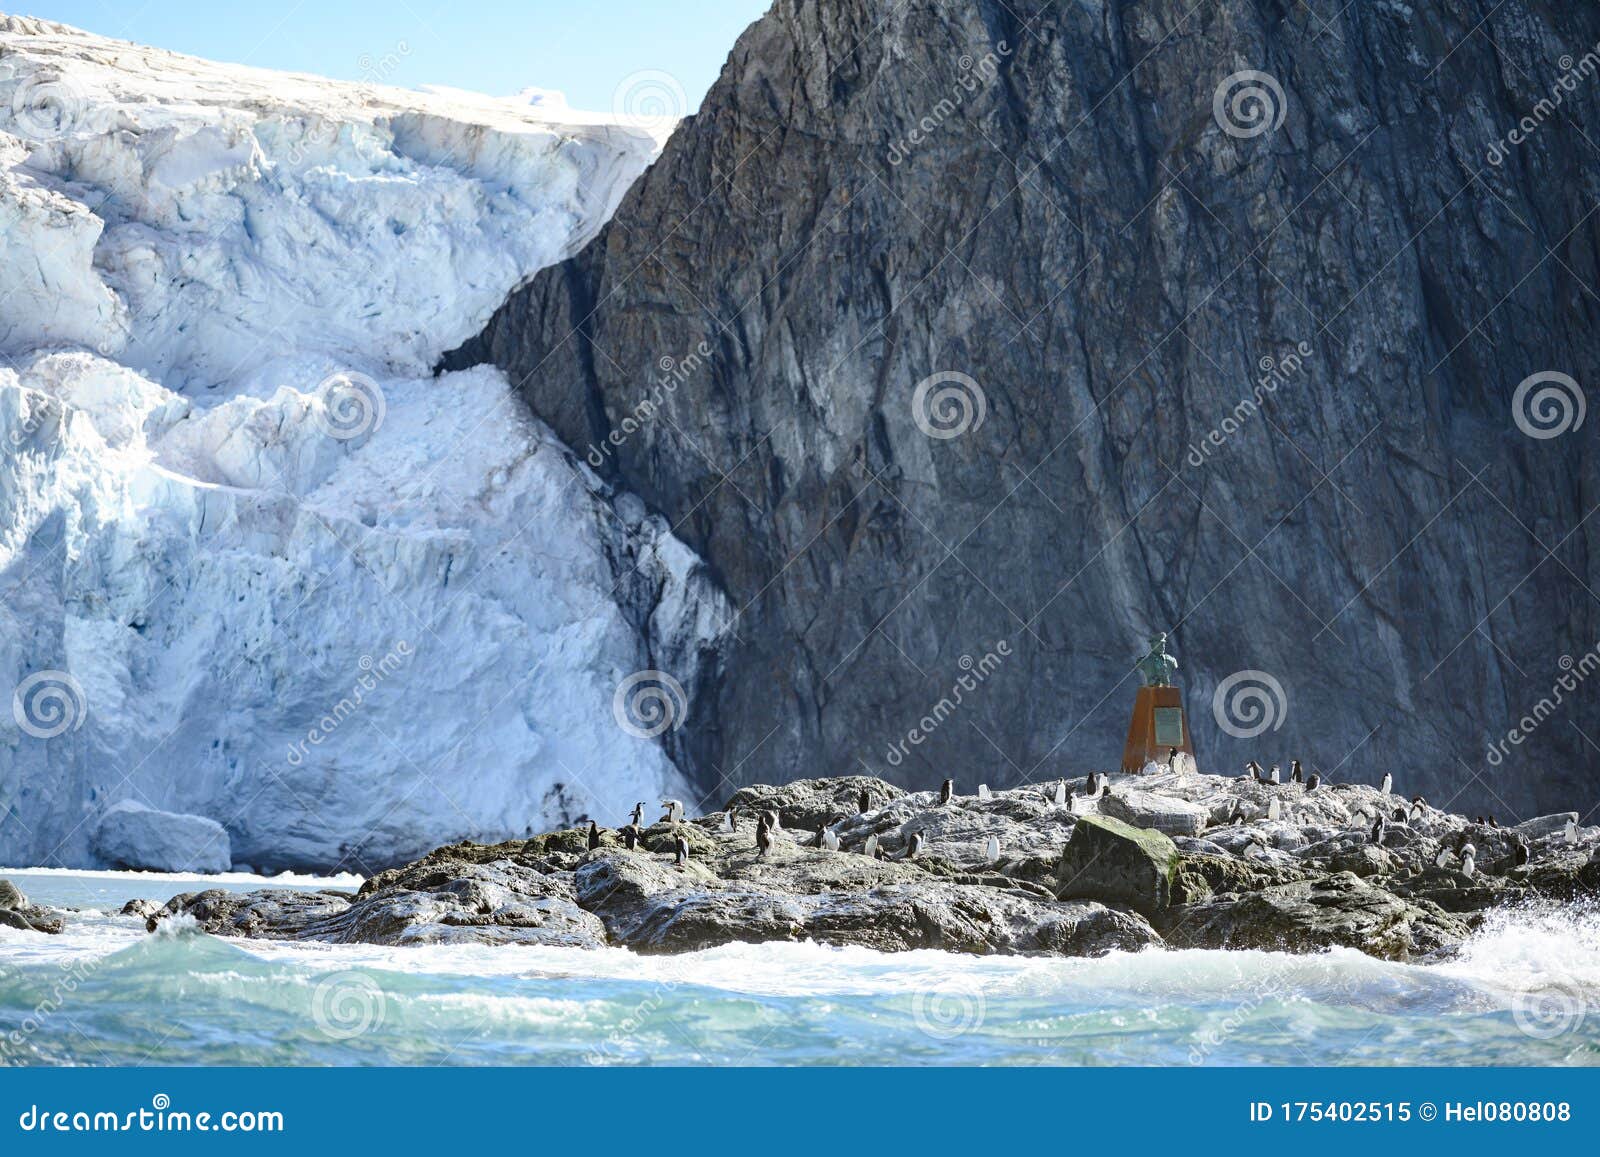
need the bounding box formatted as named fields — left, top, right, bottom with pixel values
left=1054, top=814, right=1180, bottom=917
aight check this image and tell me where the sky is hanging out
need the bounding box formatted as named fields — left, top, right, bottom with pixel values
left=14, top=0, right=770, bottom=112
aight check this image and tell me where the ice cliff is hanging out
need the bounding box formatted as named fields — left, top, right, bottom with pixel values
left=0, top=15, right=728, bottom=872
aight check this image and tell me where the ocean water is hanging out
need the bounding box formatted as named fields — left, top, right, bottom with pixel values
left=2, top=870, right=1597, bottom=1066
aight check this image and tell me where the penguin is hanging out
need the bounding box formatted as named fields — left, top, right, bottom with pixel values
left=1268, top=763, right=1281, bottom=785
left=1246, top=760, right=1263, bottom=782
left=1229, top=803, right=1247, bottom=826
left=1474, top=816, right=1485, bottom=825
left=1242, top=762, right=1256, bottom=780
left=1085, top=773, right=1099, bottom=797
left=1064, top=786, right=1076, bottom=812
left=939, top=778, right=954, bottom=806
left=1305, top=772, right=1321, bottom=792
left=673, top=833, right=689, bottom=865
left=1434, top=846, right=1451, bottom=868
left=1392, top=807, right=1407, bottom=822
left=818, top=823, right=840, bottom=852
left=764, top=808, right=781, bottom=832
left=1267, top=797, right=1282, bottom=821
left=659, top=799, right=685, bottom=824
left=587, top=820, right=602, bottom=851
left=1168, top=746, right=1180, bottom=771
left=1380, top=772, right=1393, bottom=796
left=858, top=789, right=871, bottom=815
left=902, top=830, right=926, bottom=860
left=1370, top=815, right=1386, bottom=846
left=1291, top=760, right=1304, bottom=784
left=621, top=824, right=641, bottom=851
left=977, top=784, right=991, bottom=801
left=721, top=806, right=737, bottom=834
left=1461, top=844, right=1477, bottom=879
left=1566, top=818, right=1580, bottom=845
left=1487, top=815, right=1499, bottom=829
left=756, top=816, right=774, bottom=859
left=630, top=802, right=646, bottom=827
left=862, top=832, right=879, bottom=859
left=1513, top=837, right=1530, bottom=866
left=984, top=834, right=1001, bottom=864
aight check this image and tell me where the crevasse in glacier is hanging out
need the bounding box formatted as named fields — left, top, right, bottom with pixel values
left=0, top=16, right=728, bottom=872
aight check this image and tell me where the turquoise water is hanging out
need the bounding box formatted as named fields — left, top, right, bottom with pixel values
left=2, top=872, right=1597, bottom=1066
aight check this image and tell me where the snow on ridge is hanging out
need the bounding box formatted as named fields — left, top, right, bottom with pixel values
left=0, top=18, right=727, bottom=872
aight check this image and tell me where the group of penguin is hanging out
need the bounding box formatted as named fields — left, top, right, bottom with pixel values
left=577, top=768, right=1579, bottom=877
left=584, top=799, right=690, bottom=862
left=1236, top=762, right=1561, bottom=878
left=577, top=779, right=997, bottom=869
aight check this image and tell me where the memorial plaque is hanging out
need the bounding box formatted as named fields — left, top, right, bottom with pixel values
left=1153, top=706, right=1185, bottom=747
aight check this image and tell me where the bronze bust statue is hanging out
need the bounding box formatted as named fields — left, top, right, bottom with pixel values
left=1136, top=633, right=1178, bottom=687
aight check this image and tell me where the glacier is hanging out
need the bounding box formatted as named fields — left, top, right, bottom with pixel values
left=0, top=15, right=729, bottom=872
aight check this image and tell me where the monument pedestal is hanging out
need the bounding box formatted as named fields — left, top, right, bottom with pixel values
left=1121, top=685, right=1194, bottom=773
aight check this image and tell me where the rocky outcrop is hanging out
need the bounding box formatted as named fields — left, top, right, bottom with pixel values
left=724, top=776, right=905, bottom=832
left=1102, top=789, right=1209, bottom=837
left=446, top=0, right=1600, bottom=822
left=0, top=877, right=62, bottom=934
left=141, top=771, right=1600, bottom=960
left=1162, top=873, right=1472, bottom=961
left=158, top=861, right=609, bottom=949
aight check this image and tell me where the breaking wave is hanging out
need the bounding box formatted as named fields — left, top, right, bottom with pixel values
left=3, top=878, right=1598, bottom=1066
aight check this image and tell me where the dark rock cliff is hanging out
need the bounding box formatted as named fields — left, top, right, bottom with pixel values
left=445, top=0, right=1600, bottom=819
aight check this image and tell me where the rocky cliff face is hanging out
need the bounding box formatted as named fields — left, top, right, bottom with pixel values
left=447, top=0, right=1600, bottom=820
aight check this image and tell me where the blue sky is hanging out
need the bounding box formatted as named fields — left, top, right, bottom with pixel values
left=19, top=1, right=769, bottom=111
